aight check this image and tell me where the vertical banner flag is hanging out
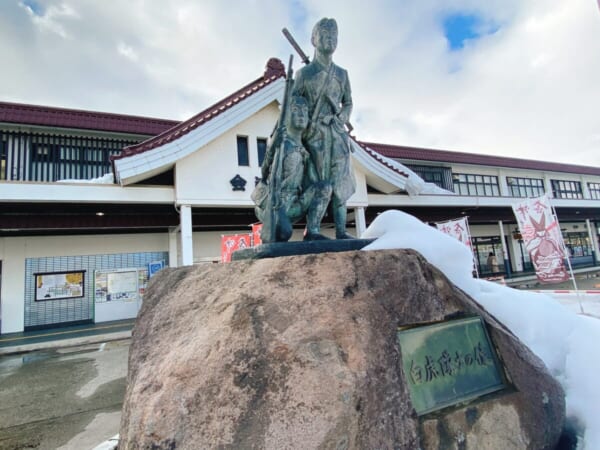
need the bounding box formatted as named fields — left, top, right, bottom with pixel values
left=251, top=223, right=263, bottom=246
left=436, top=217, right=477, bottom=275
left=220, top=234, right=251, bottom=263
left=511, top=194, right=569, bottom=283
left=436, top=217, right=473, bottom=250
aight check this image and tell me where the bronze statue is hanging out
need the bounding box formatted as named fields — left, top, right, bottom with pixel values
left=292, top=18, right=356, bottom=240
left=253, top=91, right=328, bottom=242
left=253, top=18, right=356, bottom=243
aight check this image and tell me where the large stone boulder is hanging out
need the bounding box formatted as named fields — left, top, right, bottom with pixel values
left=119, top=249, right=565, bottom=449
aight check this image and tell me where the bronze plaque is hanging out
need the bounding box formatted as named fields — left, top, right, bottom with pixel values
left=397, top=316, right=505, bottom=415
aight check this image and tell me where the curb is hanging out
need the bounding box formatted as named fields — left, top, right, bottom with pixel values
left=0, top=330, right=132, bottom=355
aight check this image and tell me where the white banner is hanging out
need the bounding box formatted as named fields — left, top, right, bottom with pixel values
left=436, top=217, right=478, bottom=276
left=512, top=194, right=569, bottom=284
left=436, top=217, right=473, bottom=250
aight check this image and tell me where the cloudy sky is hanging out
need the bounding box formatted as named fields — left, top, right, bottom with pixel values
left=1, top=0, right=600, bottom=166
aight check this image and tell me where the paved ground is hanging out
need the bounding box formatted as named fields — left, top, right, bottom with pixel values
left=0, top=339, right=129, bottom=450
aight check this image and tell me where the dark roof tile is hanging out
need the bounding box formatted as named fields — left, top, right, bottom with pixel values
left=0, top=101, right=178, bottom=135
left=363, top=142, right=600, bottom=176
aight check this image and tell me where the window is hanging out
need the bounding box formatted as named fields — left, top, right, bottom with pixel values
left=257, top=138, right=267, bottom=167
left=563, top=232, right=592, bottom=257
left=506, top=177, right=545, bottom=198
left=237, top=136, right=249, bottom=166
left=551, top=179, right=583, bottom=199
left=588, top=182, right=600, bottom=200
left=405, top=164, right=453, bottom=190
left=452, top=173, right=500, bottom=196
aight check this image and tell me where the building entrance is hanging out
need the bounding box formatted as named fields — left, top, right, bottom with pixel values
left=472, top=236, right=509, bottom=276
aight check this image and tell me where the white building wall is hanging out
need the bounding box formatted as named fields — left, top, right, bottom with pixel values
left=0, top=233, right=168, bottom=333
left=175, top=102, right=280, bottom=206
left=175, top=101, right=371, bottom=208
left=450, top=163, right=600, bottom=200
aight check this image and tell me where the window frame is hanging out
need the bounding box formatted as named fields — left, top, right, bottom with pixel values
left=256, top=137, right=268, bottom=167
left=550, top=179, right=583, bottom=199
left=506, top=176, right=545, bottom=198
left=588, top=182, right=600, bottom=200
left=452, top=173, right=500, bottom=197
left=236, top=135, right=250, bottom=167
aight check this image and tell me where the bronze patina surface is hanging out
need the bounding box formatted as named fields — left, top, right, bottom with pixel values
left=397, top=316, right=505, bottom=415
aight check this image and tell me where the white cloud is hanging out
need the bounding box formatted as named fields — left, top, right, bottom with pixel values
left=1, top=0, right=599, bottom=166
left=20, top=1, right=79, bottom=39
left=117, top=42, right=139, bottom=62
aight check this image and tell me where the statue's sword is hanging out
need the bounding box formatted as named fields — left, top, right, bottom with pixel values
left=282, top=28, right=310, bottom=65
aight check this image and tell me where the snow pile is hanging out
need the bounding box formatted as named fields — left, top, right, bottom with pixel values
left=57, top=173, right=114, bottom=184
left=362, top=209, right=598, bottom=448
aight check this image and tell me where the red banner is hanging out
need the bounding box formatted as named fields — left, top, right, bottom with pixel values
left=220, top=234, right=251, bottom=263
left=512, top=194, right=569, bottom=284
left=251, top=223, right=263, bottom=246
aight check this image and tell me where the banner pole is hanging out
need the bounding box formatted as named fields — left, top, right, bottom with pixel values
left=464, top=217, right=479, bottom=279
left=549, top=198, right=583, bottom=313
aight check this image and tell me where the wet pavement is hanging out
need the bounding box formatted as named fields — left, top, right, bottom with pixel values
left=0, top=339, right=129, bottom=450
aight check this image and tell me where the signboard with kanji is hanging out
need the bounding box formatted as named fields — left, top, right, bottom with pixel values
left=397, top=316, right=505, bottom=415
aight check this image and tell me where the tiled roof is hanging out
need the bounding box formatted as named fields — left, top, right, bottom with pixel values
left=0, top=101, right=178, bottom=136
left=112, top=58, right=287, bottom=161
left=363, top=142, right=600, bottom=176
left=353, top=140, right=408, bottom=178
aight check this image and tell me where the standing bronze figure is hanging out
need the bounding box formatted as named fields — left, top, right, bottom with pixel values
left=293, top=18, right=356, bottom=240
left=253, top=18, right=356, bottom=243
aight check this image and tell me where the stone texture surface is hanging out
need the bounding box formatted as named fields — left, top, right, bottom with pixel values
left=119, top=249, right=565, bottom=449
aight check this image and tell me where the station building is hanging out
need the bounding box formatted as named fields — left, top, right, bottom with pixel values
left=1, top=58, right=599, bottom=334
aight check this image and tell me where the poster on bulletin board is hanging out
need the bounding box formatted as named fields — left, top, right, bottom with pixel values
left=95, top=269, right=140, bottom=303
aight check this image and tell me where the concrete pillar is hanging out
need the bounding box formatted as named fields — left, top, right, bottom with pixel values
left=354, top=207, right=367, bottom=238
left=587, top=219, right=599, bottom=265
left=543, top=175, right=553, bottom=197
left=168, top=226, right=180, bottom=268
left=180, top=205, right=194, bottom=266
left=498, top=220, right=511, bottom=277
left=1, top=238, right=26, bottom=333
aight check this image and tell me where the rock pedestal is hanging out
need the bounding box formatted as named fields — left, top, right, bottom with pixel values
left=119, top=249, right=564, bottom=449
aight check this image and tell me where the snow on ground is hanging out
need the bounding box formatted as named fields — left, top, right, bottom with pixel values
left=361, top=209, right=598, bottom=448
left=543, top=293, right=600, bottom=319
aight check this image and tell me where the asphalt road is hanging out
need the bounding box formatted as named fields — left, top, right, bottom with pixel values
left=0, top=339, right=129, bottom=450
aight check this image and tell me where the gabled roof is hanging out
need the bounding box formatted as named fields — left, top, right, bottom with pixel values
left=112, top=58, right=288, bottom=185
left=353, top=140, right=408, bottom=178
left=364, top=142, right=600, bottom=176
left=113, top=58, right=287, bottom=161
left=110, top=57, right=411, bottom=194
left=0, top=101, right=178, bottom=136
left=349, top=140, right=409, bottom=194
